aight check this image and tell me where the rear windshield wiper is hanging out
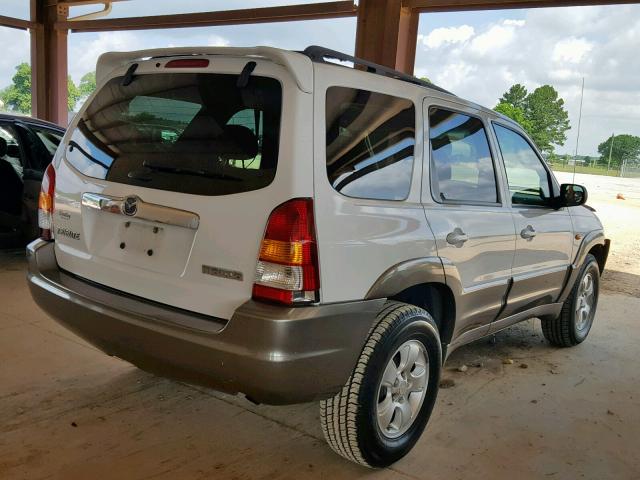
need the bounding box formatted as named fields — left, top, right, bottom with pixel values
left=68, top=141, right=111, bottom=170
left=130, top=161, right=242, bottom=182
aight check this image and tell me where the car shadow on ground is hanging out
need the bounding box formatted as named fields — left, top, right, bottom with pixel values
left=0, top=248, right=25, bottom=270
left=601, top=269, right=640, bottom=297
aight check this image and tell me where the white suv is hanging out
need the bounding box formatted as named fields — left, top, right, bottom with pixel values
left=27, top=46, right=610, bottom=467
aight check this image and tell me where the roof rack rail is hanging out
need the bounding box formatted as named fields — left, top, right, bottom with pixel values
left=302, top=45, right=453, bottom=96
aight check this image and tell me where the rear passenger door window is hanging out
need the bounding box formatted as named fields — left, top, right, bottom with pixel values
left=492, top=124, right=552, bottom=206
left=325, top=87, right=415, bottom=201
left=15, top=124, right=62, bottom=172
left=29, top=126, right=63, bottom=166
left=0, top=124, right=25, bottom=179
left=429, top=108, right=499, bottom=204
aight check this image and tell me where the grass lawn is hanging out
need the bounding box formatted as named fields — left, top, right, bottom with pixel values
left=550, top=164, right=626, bottom=177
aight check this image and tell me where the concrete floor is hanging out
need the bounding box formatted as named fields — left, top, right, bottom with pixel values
left=1, top=248, right=639, bottom=480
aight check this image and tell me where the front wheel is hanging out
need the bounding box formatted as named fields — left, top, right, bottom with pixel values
left=542, top=254, right=600, bottom=347
left=319, top=301, right=442, bottom=468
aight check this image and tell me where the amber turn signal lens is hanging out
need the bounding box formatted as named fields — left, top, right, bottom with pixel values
left=259, top=239, right=304, bottom=265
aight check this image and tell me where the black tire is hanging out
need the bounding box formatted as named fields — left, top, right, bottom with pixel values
left=319, top=301, right=442, bottom=468
left=542, top=254, right=600, bottom=347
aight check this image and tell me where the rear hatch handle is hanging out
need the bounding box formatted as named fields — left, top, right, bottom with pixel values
left=81, top=193, right=200, bottom=230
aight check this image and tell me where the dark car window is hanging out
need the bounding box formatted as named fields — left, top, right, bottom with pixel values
left=493, top=124, right=552, bottom=206
left=0, top=124, right=25, bottom=178
left=65, top=73, right=282, bottom=197
left=32, top=126, right=63, bottom=157
left=16, top=124, right=63, bottom=171
left=429, top=108, right=498, bottom=204
left=0, top=124, right=25, bottom=218
left=325, top=87, right=415, bottom=201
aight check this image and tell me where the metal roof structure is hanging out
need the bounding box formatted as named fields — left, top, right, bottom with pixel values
left=1, top=0, right=638, bottom=126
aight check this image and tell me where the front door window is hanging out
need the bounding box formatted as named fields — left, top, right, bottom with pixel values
left=493, top=124, right=552, bottom=207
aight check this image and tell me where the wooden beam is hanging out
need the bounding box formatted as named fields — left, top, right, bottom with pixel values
left=0, top=14, right=35, bottom=30
left=30, top=0, right=46, bottom=120
left=30, top=0, right=68, bottom=126
left=396, top=6, right=419, bottom=74
left=55, top=1, right=358, bottom=32
left=405, top=0, right=640, bottom=12
left=59, top=0, right=128, bottom=5
left=355, top=0, right=419, bottom=74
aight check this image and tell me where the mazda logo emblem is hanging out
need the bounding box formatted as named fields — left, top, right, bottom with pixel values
left=122, top=196, right=139, bottom=217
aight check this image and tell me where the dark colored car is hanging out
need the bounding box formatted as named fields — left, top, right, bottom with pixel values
left=0, top=113, right=65, bottom=247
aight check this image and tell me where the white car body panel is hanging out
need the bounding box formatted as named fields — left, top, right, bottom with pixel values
left=312, top=62, right=437, bottom=303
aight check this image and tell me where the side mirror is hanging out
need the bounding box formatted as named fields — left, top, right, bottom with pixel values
left=558, top=183, right=588, bottom=208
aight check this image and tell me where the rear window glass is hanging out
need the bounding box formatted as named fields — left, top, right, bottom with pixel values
left=66, top=73, right=282, bottom=196
left=325, top=87, right=415, bottom=201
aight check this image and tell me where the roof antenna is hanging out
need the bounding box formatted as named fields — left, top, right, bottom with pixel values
left=121, top=63, right=139, bottom=87
left=237, top=61, right=257, bottom=88
left=572, top=77, right=585, bottom=184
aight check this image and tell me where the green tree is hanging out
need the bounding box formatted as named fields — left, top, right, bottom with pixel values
left=67, top=76, right=81, bottom=111
left=498, top=83, right=528, bottom=110
left=525, top=85, right=570, bottom=155
left=494, top=102, right=534, bottom=135
left=0, top=62, right=89, bottom=114
left=598, top=134, right=640, bottom=168
left=79, top=71, right=96, bottom=98
left=546, top=152, right=560, bottom=164
left=0, top=63, right=32, bottom=114
left=495, top=84, right=570, bottom=155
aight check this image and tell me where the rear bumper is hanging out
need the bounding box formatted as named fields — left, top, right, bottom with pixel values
left=27, top=239, right=384, bottom=404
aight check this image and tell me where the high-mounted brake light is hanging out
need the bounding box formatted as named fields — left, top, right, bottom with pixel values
left=38, top=163, right=56, bottom=241
left=252, top=198, right=320, bottom=305
left=165, top=59, right=210, bottom=68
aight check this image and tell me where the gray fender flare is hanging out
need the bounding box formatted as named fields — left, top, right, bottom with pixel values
left=365, top=257, right=448, bottom=300
left=557, top=230, right=608, bottom=303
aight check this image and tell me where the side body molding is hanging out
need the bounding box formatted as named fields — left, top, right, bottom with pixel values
left=365, top=257, right=447, bottom=300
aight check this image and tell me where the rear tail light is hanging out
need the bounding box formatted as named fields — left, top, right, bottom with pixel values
left=38, top=163, right=56, bottom=241
left=252, top=198, right=320, bottom=305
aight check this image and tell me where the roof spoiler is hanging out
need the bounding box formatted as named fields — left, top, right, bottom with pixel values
left=96, top=46, right=313, bottom=93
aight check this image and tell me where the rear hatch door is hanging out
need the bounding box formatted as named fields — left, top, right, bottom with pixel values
left=52, top=57, right=306, bottom=319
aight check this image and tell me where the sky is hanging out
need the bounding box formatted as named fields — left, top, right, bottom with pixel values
left=0, top=0, right=639, bottom=156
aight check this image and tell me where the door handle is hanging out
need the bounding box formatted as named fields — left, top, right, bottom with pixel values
left=521, top=225, right=537, bottom=240
left=446, top=228, right=469, bottom=247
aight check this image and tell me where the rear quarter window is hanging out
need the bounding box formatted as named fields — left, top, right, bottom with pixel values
left=65, top=73, right=282, bottom=196
left=325, top=87, right=415, bottom=201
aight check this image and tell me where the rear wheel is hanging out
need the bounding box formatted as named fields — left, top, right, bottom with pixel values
left=542, top=254, right=600, bottom=347
left=319, top=301, right=441, bottom=468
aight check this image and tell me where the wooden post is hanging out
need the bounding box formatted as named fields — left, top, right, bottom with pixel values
left=30, top=0, right=68, bottom=125
left=355, top=0, right=419, bottom=74
left=396, top=6, right=419, bottom=74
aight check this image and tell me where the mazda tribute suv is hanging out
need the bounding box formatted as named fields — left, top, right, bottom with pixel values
left=27, top=46, right=610, bottom=467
